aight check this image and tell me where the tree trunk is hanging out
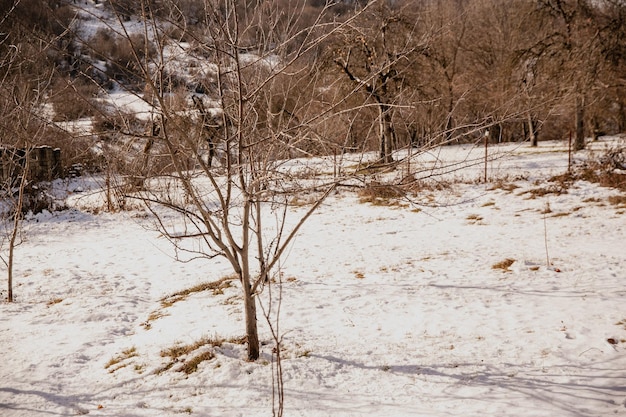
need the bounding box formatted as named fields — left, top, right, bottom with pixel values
left=7, top=151, right=28, bottom=302
left=239, top=197, right=260, bottom=361
left=490, top=123, right=502, bottom=144
left=378, top=104, right=394, bottom=164
left=591, top=117, right=600, bottom=141
left=528, top=113, right=537, bottom=147
left=618, top=93, right=626, bottom=132
left=445, top=115, right=454, bottom=144
left=242, top=275, right=260, bottom=360
left=445, top=92, right=454, bottom=143
left=574, top=94, right=585, bottom=151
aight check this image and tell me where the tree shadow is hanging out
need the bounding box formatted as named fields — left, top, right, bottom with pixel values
left=0, top=375, right=164, bottom=417
left=0, top=386, right=93, bottom=415
left=308, top=353, right=626, bottom=416
left=427, top=282, right=599, bottom=299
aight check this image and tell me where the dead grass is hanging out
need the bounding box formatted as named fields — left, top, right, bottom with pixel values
left=353, top=271, right=365, bottom=279
left=400, top=176, right=452, bottom=193
left=550, top=212, right=570, bottom=218
left=608, top=195, right=626, bottom=207
left=161, top=275, right=235, bottom=308
left=523, top=183, right=569, bottom=199
left=352, top=162, right=396, bottom=175
left=179, top=351, right=215, bottom=374
left=466, top=213, right=484, bottom=224
left=488, top=180, right=520, bottom=193
left=46, top=298, right=63, bottom=307
left=289, top=195, right=316, bottom=207
left=157, top=338, right=217, bottom=375
left=492, top=258, right=516, bottom=272
left=105, top=347, right=138, bottom=373
left=157, top=335, right=246, bottom=375
left=142, top=276, right=235, bottom=329
left=358, top=181, right=405, bottom=206
left=160, top=336, right=223, bottom=359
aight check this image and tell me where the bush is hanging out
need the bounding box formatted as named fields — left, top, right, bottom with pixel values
left=575, top=147, right=626, bottom=191
left=90, top=29, right=156, bottom=89
left=49, top=78, right=99, bottom=122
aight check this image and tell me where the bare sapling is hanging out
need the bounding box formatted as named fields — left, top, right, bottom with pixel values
left=85, top=0, right=368, bottom=361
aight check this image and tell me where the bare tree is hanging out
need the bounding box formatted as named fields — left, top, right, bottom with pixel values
left=420, top=0, right=470, bottom=144
left=0, top=72, right=52, bottom=302
left=0, top=0, right=57, bottom=301
left=77, top=0, right=365, bottom=361
left=331, top=1, right=428, bottom=163
left=533, top=0, right=606, bottom=150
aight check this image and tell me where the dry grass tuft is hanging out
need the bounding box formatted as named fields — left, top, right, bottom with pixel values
left=358, top=181, right=405, bottom=206
left=157, top=335, right=245, bottom=375
left=160, top=337, right=222, bottom=359
left=400, top=176, right=452, bottom=193
left=492, top=258, right=516, bottom=272
left=161, top=275, right=235, bottom=307
left=466, top=213, right=484, bottom=224
left=142, top=276, right=235, bottom=329
left=608, top=195, right=626, bottom=207
left=46, top=298, right=63, bottom=307
left=352, top=162, right=396, bottom=175
left=105, top=347, right=138, bottom=373
left=179, top=351, right=215, bottom=374
left=488, top=180, right=521, bottom=193
left=524, top=184, right=569, bottom=199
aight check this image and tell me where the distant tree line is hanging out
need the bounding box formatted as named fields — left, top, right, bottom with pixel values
left=1, top=0, right=625, bottom=169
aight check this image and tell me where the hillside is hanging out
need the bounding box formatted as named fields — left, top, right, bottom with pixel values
left=1, top=139, right=625, bottom=416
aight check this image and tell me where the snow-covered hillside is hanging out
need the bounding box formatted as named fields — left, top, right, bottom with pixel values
left=1, top=139, right=625, bottom=417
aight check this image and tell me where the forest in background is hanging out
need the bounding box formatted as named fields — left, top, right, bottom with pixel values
left=1, top=0, right=625, bottom=174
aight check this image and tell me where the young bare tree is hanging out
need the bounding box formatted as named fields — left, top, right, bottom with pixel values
left=0, top=0, right=57, bottom=301
left=75, top=0, right=368, bottom=361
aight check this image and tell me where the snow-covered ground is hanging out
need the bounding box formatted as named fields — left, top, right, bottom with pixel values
left=1, top=138, right=626, bottom=417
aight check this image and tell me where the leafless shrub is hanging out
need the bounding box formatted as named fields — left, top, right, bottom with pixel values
left=92, top=108, right=148, bottom=135
left=49, top=78, right=99, bottom=122
left=38, top=126, right=102, bottom=175
left=570, top=147, right=626, bottom=191
left=19, top=183, right=67, bottom=215
left=91, top=29, right=156, bottom=88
